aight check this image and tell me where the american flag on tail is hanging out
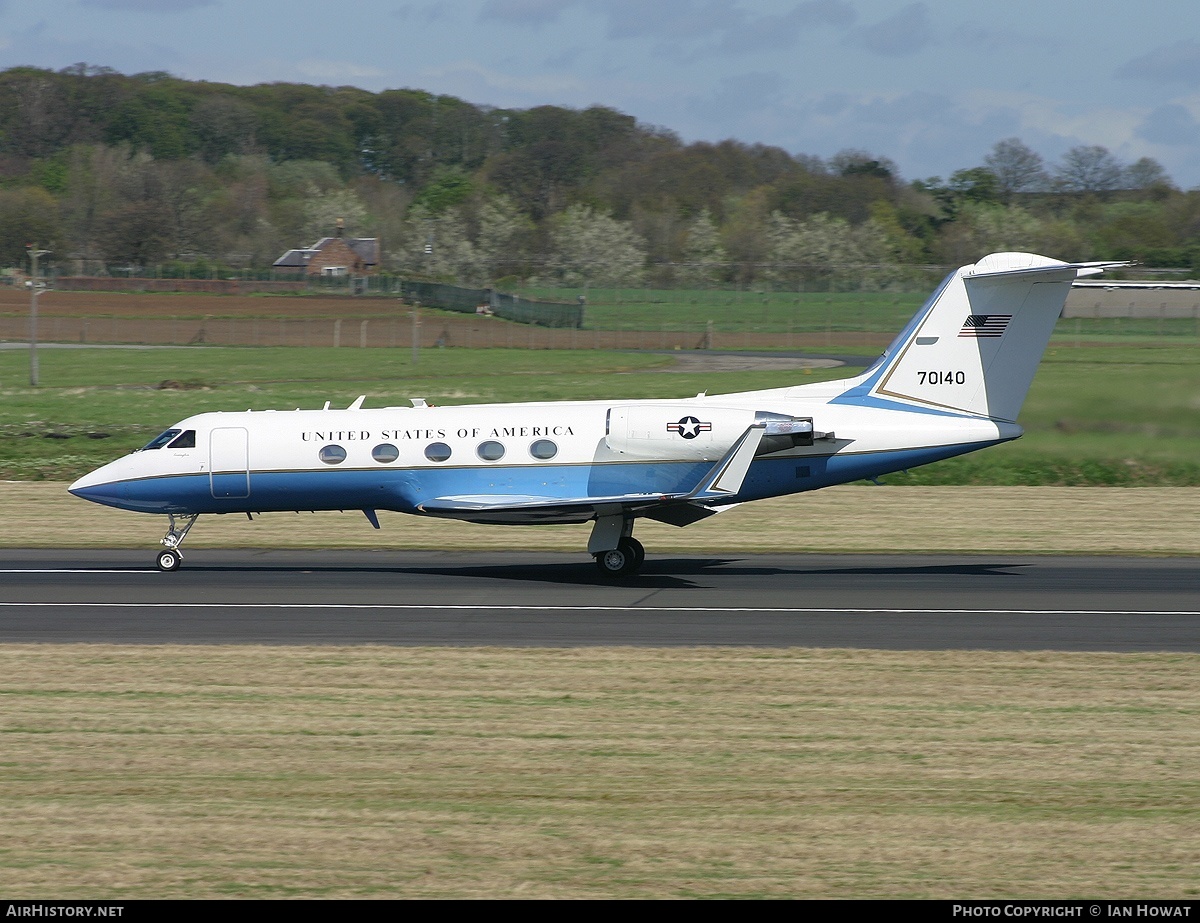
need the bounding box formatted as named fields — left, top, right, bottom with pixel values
left=958, top=314, right=1012, bottom=338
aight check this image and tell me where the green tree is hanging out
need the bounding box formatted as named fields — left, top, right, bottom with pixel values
left=935, top=203, right=1051, bottom=265
left=676, top=209, right=727, bottom=286
left=913, top=168, right=1001, bottom=223
left=984, top=138, right=1049, bottom=200
left=475, top=196, right=534, bottom=280
left=0, top=187, right=60, bottom=266
left=1054, top=145, right=1124, bottom=194
left=412, top=166, right=474, bottom=215
left=103, top=76, right=195, bottom=160
left=1123, top=157, right=1174, bottom=193
left=548, top=205, right=646, bottom=287
left=396, top=204, right=481, bottom=283
left=764, top=211, right=888, bottom=290
left=302, top=187, right=367, bottom=242
left=190, top=94, right=260, bottom=164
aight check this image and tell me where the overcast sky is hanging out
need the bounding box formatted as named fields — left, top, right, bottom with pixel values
left=2, top=0, right=1198, bottom=188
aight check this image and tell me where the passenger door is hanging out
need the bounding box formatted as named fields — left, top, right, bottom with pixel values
left=209, top=427, right=250, bottom=499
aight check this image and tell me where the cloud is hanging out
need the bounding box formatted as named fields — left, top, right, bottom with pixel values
left=718, top=1, right=856, bottom=55
left=1116, top=40, right=1200, bottom=87
left=695, top=71, right=788, bottom=115
left=295, top=60, right=388, bottom=83
left=80, top=0, right=216, bottom=10
left=479, top=0, right=574, bottom=26
left=849, top=2, right=934, bottom=57
left=1135, top=104, right=1200, bottom=146
left=393, top=3, right=452, bottom=23
left=542, top=46, right=586, bottom=70
left=420, top=59, right=593, bottom=105
left=599, top=0, right=742, bottom=42
left=747, top=89, right=1036, bottom=183
left=795, top=0, right=855, bottom=27
left=479, top=1, right=854, bottom=57
left=951, top=20, right=1060, bottom=57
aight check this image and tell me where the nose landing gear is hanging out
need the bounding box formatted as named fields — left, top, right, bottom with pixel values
left=157, top=513, right=199, bottom=572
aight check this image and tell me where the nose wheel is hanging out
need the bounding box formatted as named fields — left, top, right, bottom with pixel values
left=594, top=537, right=645, bottom=577
left=156, top=513, right=199, bottom=572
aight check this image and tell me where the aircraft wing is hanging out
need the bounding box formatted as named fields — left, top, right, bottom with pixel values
left=417, top=424, right=766, bottom=525
left=417, top=492, right=677, bottom=523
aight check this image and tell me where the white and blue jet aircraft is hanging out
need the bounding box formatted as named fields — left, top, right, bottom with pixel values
left=69, top=251, right=1124, bottom=574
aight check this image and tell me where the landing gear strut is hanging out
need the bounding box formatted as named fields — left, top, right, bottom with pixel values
left=157, top=513, right=199, bottom=572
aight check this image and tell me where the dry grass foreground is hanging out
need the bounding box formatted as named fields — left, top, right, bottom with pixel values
left=4, top=485, right=1197, bottom=897
left=0, top=645, right=1197, bottom=898
left=6, top=482, right=1199, bottom=555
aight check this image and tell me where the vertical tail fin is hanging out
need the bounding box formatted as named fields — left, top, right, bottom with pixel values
left=861, top=252, right=1127, bottom=422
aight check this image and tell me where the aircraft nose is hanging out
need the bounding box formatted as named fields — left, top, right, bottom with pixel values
left=68, top=466, right=128, bottom=508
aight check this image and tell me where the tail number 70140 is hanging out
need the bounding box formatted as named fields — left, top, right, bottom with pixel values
left=918, top=370, right=966, bottom=385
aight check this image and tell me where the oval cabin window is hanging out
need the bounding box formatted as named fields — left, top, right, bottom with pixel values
left=372, top=443, right=399, bottom=463
left=319, top=445, right=347, bottom=465
left=476, top=440, right=505, bottom=461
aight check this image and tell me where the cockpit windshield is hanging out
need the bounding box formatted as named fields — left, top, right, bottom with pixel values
left=139, top=429, right=181, bottom=451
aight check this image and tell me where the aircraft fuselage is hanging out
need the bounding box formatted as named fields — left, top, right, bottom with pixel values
left=67, top=252, right=1126, bottom=574
left=69, top=392, right=1015, bottom=520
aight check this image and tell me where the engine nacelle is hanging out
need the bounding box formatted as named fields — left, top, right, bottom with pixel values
left=605, top=405, right=816, bottom=460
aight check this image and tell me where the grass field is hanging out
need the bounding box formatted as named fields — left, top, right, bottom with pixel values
left=8, top=284, right=1200, bottom=344
left=5, top=482, right=1197, bottom=556
left=2, top=645, right=1197, bottom=899
left=2, top=341, right=1198, bottom=485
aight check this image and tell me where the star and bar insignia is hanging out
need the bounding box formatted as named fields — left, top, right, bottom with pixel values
left=666, top=416, right=712, bottom=439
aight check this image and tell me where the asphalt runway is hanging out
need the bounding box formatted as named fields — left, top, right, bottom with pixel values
left=0, top=549, right=1197, bottom=650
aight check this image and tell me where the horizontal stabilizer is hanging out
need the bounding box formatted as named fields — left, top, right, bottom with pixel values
left=966, top=258, right=1131, bottom=281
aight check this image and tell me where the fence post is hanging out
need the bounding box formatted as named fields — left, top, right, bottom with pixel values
left=412, top=303, right=420, bottom=364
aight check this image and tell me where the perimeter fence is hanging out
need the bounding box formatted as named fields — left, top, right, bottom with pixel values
left=2, top=277, right=1200, bottom=350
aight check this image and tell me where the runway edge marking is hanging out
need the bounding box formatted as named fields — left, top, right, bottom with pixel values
left=1, top=602, right=1198, bottom=616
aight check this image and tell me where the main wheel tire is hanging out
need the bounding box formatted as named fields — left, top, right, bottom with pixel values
left=625, top=537, right=645, bottom=570
left=156, top=549, right=182, bottom=572
left=595, top=539, right=643, bottom=577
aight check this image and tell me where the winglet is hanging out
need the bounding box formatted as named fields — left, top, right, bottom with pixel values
left=687, top=424, right=766, bottom=499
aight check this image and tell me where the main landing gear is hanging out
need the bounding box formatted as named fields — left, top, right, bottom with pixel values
left=594, top=537, right=645, bottom=577
left=157, top=513, right=199, bottom=572
left=589, top=513, right=645, bottom=577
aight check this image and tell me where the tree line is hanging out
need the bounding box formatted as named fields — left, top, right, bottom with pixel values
left=1, top=64, right=1198, bottom=289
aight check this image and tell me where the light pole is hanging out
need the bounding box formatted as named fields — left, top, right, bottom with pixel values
left=26, top=244, right=51, bottom=387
